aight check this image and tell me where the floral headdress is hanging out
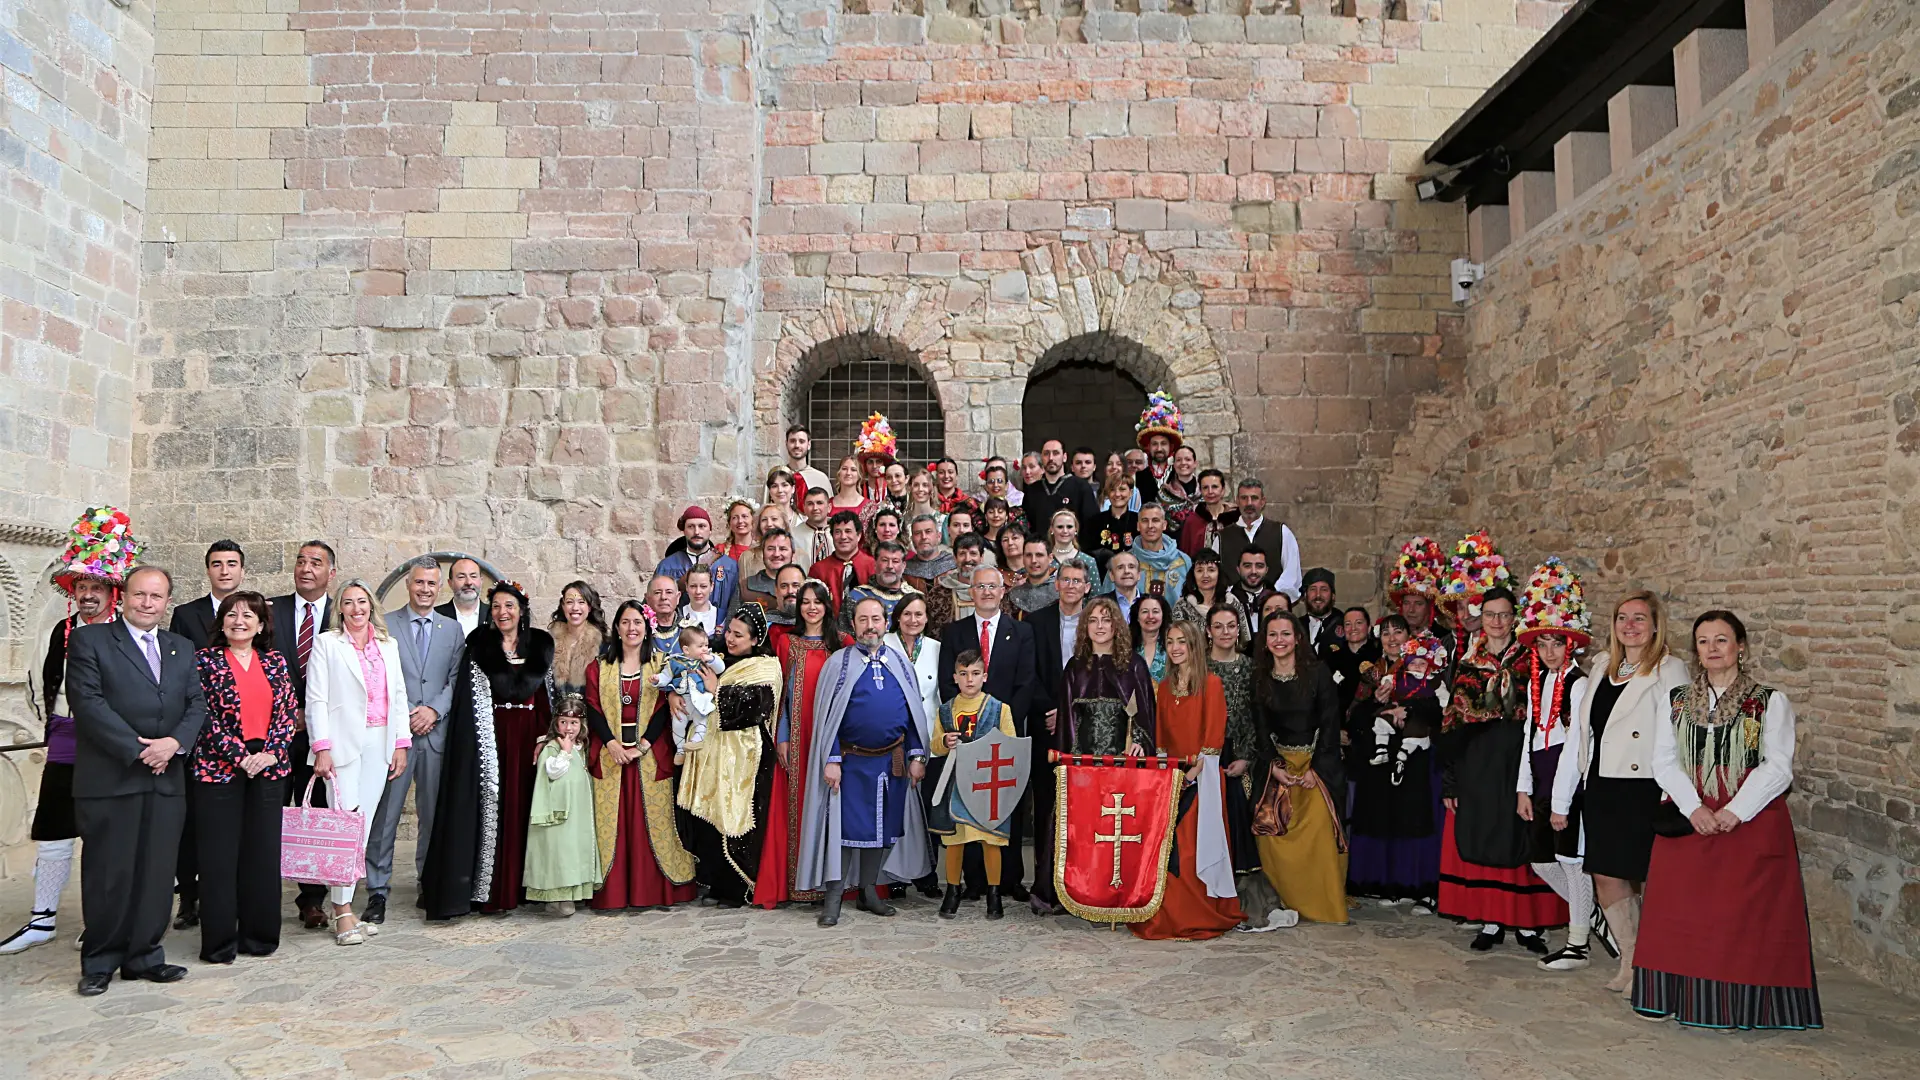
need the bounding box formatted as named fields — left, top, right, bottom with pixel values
left=854, top=413, right=897, bottom=464
left=1516, top=556, right=1591, bottom=648
left=53, top=506, right=142, bottom=595
left=1386, top=536, right=1446, bottom=604
left=1401, top=631, right=1447, bottom=672
left=1444, top=530, right=1512, bottom=616
left=1135, top=390, right=1185, bottom=451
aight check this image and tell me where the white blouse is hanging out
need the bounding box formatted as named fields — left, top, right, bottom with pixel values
left=885, top=632, right=941, bottom=746
left=1516, top=669, right=1589, bottom=816
left=1651, top=689, right=1796, bottom=824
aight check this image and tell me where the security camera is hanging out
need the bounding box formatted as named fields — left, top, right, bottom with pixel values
left=1450, top=258, right=1484, bottom=304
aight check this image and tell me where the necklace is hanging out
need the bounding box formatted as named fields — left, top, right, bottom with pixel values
left=1040, top=474, right=1067, bottom=497
left=619, top=669, right=642, bottom=706
left=1617, top=659, right=1639, bottom=677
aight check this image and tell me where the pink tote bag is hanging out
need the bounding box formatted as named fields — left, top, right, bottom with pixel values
left=281, top=779, right=366, bottom=887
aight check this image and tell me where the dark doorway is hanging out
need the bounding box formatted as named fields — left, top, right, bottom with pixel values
left=1022, top=360, right=1148, bottom=459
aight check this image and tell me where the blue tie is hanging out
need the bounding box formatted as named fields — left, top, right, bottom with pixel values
left=414, top=617, right=430, bottom=660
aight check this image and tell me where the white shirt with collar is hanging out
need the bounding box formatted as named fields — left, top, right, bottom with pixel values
left=973, top=610, right=1003, bottom=669
left=451, top=602, right=480, bottom=637
left=293, top=594, right=330, bottom=638
left=1058, top=606, right=1082, bottom=670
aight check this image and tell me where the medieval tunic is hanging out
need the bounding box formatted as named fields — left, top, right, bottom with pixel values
left=583, top=657, right=696, bottom=911
left=1250, top=665, right=1347, bottom=925
left=1058, top=653, right=1158, bottom=757
left=1210, top=654, right=1261, bottom=876
left=755, top=627, right=850, bottom=907
left=1132, top=675, right=1243, bottom=941
left=1632, top=683, right=1821, bottom=1030
left=1438, top=634, right=1566, bottom=931
left=831, top=649, right=924, bottom=847
left=677, top=654, right=780, bottom=906
left=928, top=693, right=1017, bottom=847
left=1345, top=657, right=1444, bottom=904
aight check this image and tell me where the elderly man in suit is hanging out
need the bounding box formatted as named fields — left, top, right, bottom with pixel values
left=67, top=565, right=207, bottom=996
left=937, top=565, right=1039, bottom=901
left=364, top=557, right=466, bottom=924
left=270, top=539, right=336, bottom=928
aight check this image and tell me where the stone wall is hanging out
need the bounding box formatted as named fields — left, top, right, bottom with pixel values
left=0, top=0, right=153, bottom=872
left=1377, top=0, right=1920, bottom=995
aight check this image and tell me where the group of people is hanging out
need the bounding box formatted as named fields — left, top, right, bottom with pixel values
left=4, top=399, right=1822, bottom=1033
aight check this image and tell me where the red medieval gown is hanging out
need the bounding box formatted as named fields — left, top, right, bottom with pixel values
left=584, top=660, right=698, bottom=909
left=755, top=624, right=852, bottom=907
left=1134, top=674, right=1244, bottom=940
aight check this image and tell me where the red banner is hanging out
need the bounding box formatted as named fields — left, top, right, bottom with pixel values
left=1052, top=755, right=1182, bottom=923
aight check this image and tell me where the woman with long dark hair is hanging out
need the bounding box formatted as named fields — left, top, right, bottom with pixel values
left=677, top=605, right=782, bottom=908
left=583, top=599, right=697, bottom=911
left=420, top=581, right=554, bottom=919
left=757, top=581, right=850, bottom=907
left=1176, top=549, right=1247, bottom=645
left=1249, top=613, right=1346, bottom=924
left=547, top=580, right=607, bottom=708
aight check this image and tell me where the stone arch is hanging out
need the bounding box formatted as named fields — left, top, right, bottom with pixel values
left=372, top=550, right=515, bottom=607
left=785, top=332, right=949, bottom=473
left=1022, top=334, right=1168, bottom=455
left=1011, top=239, right=1240, bottom=469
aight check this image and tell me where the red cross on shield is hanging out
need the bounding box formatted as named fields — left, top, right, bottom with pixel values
left=951, top=729, right=1031, bottom=834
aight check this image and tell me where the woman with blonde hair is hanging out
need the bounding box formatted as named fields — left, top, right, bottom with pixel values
left=306, top=579, right=410, bottom=944
left=718, top=499, right=758, bottom=565
left=1554, top=589, right=1690, bottom=991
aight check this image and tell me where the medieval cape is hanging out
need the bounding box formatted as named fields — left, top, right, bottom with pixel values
left=794, top=644, right=933, bottom=892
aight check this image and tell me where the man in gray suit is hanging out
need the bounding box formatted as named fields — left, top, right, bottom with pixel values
left=67, top=565, right=206, bottom=996
left=364, top=556, right=465, bottom=924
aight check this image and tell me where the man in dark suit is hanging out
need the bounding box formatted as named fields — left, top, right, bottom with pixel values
left=163, top=538, right=245, bottom=931
left=269, top=539, right=335, bottom=928
left=67, top=565, right=207, bottom=996
left=1017, top=560, right=1093, bottom=914
left=937, top=565, right=1039, bottom=900
left=435, top=555, right=487, bottom=638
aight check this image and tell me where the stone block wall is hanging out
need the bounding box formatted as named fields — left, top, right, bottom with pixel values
left=1378, top=0, right=1920, bottom=995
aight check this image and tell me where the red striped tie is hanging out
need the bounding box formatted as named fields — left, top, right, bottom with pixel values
left=297, top=602, right=314, bottom=672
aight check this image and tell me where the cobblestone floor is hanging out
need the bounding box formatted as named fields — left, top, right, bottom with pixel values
left=0, top=851, right=1915, bottom=1080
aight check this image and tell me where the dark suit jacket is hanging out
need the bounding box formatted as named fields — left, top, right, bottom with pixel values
left=1023, top=603, right=1069, bottom=704
left=168, top=594, right=222, bottom=651
left=66, top=621, right=207, bottom=799
left=268, top=593, right=330, bottom=702
left=937, top=613, right=1037, bottom=735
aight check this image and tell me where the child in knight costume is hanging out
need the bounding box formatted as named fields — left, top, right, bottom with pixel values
left=928, top=650, right=1018, bottom=921
left=2, top=507, right=140, bottom=955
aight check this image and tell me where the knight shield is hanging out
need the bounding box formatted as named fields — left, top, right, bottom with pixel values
left=949, top=729, right=1031, bottom=834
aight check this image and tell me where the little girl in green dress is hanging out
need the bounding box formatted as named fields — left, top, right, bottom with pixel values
left=525, top=695, right=602, bottom=915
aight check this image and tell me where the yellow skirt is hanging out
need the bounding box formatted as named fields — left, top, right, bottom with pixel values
left=941, top=822, right=1008, bottom=847
left=1255, top=750, right=1348, bottom=925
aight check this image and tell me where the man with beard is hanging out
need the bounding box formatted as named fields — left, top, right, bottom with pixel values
left=1226, top=549, right=1278, bottom=639
left=840, top=542, right=919, bottom=636
left=920, top=533, right=985, bottom=627
left=809, top=511, right=874, bottom=608
left=1216, top=477, right=1301, bottom=600
left=784, top=425, right=832, bottom=511
left=903, top=515, right=954, bottom=584
left=1007, top=536, right=1059, bottom=616
left=1129, top=504, right=1191, bottom=600
left=2, top=561, right=124, bottom=955
left=738, top=529, right=796, bottom=612
left=1176, top=469, right=1231, bottom=557
left=768, top=564, right=806, bottom=627
left=1299, top=568, right=1341, bottom=658
left=657, top=506, right=741, bottom=615
left=273, top=539, right=338, bottom=928
left=435, top=556, right=485, bottom=637
left=1024, top=439, right=1099, bottom=537
left=797, top=598, right=930, bottom=926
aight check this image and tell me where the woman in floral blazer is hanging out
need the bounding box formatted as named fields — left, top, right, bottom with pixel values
left=192, top=591, right=298, bottom=963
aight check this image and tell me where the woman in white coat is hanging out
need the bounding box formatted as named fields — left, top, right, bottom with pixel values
left=1553, top=589, right=1689, bottom=992
left=308, top=579, right=410, bottom=945
left=886, top=594, right=943, bottom=898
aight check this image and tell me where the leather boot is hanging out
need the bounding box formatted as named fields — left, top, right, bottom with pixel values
left=817, top=881, right=844, bottom=927
left=985, top=887, right=1004, bottom=920
left=1603, top=898, right=1639, bottom=993
left=939, top=885, right=962, bottom=919
left=856, top=847, right=896, bottom=916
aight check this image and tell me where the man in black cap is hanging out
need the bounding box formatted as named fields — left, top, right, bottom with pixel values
left=1300, top=568, right=1341, bottom=661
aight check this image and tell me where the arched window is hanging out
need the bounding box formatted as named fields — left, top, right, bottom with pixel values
left=1022, top=332, right=1165, bottom=458
left=800, top=348, right=946, bottom=474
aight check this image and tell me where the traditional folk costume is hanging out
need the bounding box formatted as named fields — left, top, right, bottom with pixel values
left=524, top=740, right=601, bottom=903
left=677, top=607, right=781, bottom=908
left=917, top=568, right=975, bottom=628
left=796, top=640, right=933, bottom=926
left=852, top=413, right=897, bottom=522
left=1514, top=559, right=1602, bottom=970
left=1130, top=536, right=1191, bottom=602
left=755, top=625, right=850, bottom=907
left=583, top=656, right=696, bottom=911
left=1436, top=536, right=1566, bottom=951
left=421, top=621, right=554, bottom=917
left=1344, top=637, right=1445, bottom=908
left=1249, top=663, right=1347, bottom=925
left=1132, top=673, right=1243, bottom=941
left=929, top=691, right=1016, bottom=919
left=2, top=507, right=138, bottom=955
left=1632, top=676, right=1821, bottom=1029
left=1210, top=653, right=1287, bottom=928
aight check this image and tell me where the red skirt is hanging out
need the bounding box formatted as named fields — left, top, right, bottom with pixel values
left=484, top=697, right=546, bottom=912
left=1437, top=810, right=1567, bottom=930
left=753, top=758, right=793, bottom=908
left=1133, top=794, right=1243, bottom=941
left=1636, top=798, right=1816, bottom=989
left=591, top=757, right=697, bottom=910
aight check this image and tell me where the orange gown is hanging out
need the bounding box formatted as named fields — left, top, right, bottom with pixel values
left=1134, top=673, right=1245, bottom=940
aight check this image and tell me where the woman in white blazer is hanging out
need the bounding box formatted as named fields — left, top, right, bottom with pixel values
left=1552, top=589, right=1689, bottom=993
left=885, top=594, right=943, bottom=899
left=308, top=579, right=410, bottom=945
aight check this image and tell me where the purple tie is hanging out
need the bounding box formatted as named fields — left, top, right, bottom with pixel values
left=141, top=632, right=161, bottom=682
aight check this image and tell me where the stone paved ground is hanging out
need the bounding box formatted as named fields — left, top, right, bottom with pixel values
left=1, top=852, right=1915, bottom=1080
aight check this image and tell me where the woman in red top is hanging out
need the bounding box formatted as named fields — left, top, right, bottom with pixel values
left=756, top=580, right=851, bottom=906
left=192, top=591, right=298, bottom=964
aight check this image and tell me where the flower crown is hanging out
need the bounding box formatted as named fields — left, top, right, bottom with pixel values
left=1444, top=530, right=1512, bottom=611
left=1387, top=535, right=1447, bottom=601
left=854, top=413, right=897, bottom=460
left=1517, top=556, right=1592, bottom=646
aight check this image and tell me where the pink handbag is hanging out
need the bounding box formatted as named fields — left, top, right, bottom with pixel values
left=281, top=779, right=366, bottom=887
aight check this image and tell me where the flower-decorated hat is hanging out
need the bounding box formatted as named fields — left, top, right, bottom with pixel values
left=1516, top=556, right=1591, bottom=647
left=854, top=413, right=897, bottom=464
left=52, top=506, right=142, bottom=596
left=1387, top=536, right=1447, bottom=604
left=1402, top=631, right=1448, bottom=671
left=1444, top=530, right=1513, bottom=616
left=1135, top=390, right=1185, bottom=451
